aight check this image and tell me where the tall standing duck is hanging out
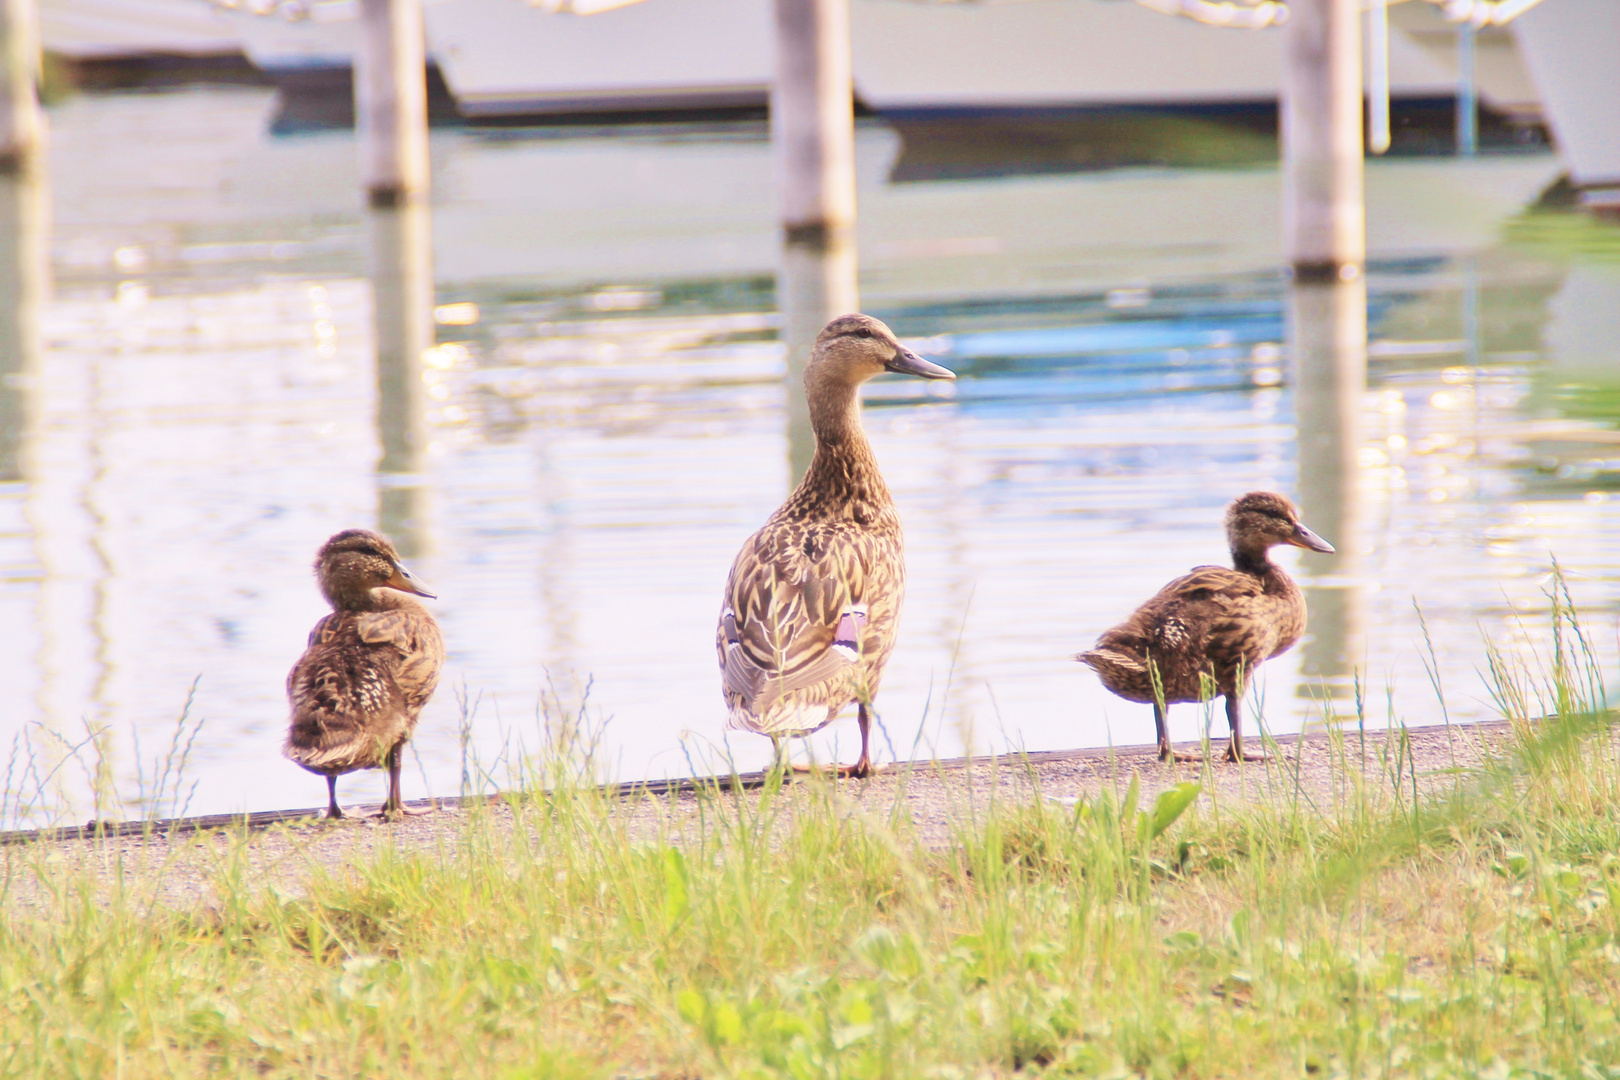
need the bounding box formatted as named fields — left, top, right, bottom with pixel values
left=718, top=313, right=955, bottom=776
left=1077, top=492, right=1334, bottom=762
left=285, top=529, right=444, bottom=818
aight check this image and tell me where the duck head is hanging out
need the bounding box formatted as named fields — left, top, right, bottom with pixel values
left=1226, top=491, right=1335, bottom=563
left=806, top=313, right=955, bottom=394
left=315, top=528, right=436, bottom=610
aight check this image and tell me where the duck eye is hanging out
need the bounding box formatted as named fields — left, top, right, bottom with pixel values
left=855, top=328, right=871, bottom=338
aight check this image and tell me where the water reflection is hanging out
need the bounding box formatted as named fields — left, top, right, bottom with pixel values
left=778, top=234, right=858, bottom=482
left=12, top=88, right=1620, bottom=821
left=0, top=157, right=45, bottom=484
left=0, top=153, right=48, bottom=801
left=370, top=204, right=435, bottom=558
left=1289, top=279, right=1368, bottom=712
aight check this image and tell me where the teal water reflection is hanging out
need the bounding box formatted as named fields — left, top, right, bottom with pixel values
left=2, top=86, right=1617, bottom=822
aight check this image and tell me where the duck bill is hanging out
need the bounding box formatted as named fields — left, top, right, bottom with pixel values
left=1287, top=522, right=1336, bottom=554
left=386, top=561, right=437, bottom=599
left=885, top=346, right=956, bottom=380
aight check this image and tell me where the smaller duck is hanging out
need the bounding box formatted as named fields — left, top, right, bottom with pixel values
left=284, top=529, right=443, bottom=819
left=1077, top=492, right=1334, bottom=762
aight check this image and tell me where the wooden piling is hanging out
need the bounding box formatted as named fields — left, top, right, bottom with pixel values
left=1281, top=0, right=1364, bottom=282
left=772, top=0, right=859, bottom=482
left=356, top=0, right=430, bottom=208
left=0, top=0, right=42, bottom=170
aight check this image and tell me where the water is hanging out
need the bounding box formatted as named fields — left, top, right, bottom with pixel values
left=2, top=86, right=1618, bottom=823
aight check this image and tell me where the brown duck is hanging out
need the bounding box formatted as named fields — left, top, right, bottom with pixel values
left=284, top=529, right=443, bottom=818
left=717, top=313, right=955, bottom=777
left=1077, top=492, right=1334, bottom=762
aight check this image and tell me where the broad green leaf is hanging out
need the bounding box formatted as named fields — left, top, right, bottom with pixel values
left=712, top=1002, right=743, bottom=1045
left=1146, top=781, right=1202, bottom=841
left=662, top=847, right=690, bottom=928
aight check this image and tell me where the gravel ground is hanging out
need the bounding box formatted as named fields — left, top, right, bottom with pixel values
left=2, top=721, right=1523, bottom=911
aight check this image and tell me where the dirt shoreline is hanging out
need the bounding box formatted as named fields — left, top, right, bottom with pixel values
left=2, top=719, right=1524, bottom=911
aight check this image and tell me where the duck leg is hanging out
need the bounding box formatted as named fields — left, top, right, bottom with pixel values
left=379, top=742, right=431, bottom=820
left=842, top=703, right=877, bottom=779
left=325, top=775, right=343, bottom=820
left=1223, top=689, right=1269, bottom=763
left=791, top=704, right=884, bottom=778
left=1155, top=702, right=1202, bottom=763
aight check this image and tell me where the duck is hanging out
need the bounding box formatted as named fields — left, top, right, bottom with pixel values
left=1077, top=491, right=1334, bottom=762
left=284, top=528, right=444, bottom=818
left=717, top=313, right=955, bottom=777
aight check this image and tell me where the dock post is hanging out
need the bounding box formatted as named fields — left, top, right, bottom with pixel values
left=356, top=0, right=430, bottom=207
left=1283, top=0, right=1367, bottom=709
left=0, top=0, right=42, bottom=169
left=773, top=0, right=859, bottom=483
left=1282, top=0, right=1364, bottom=282
left=356, top=0, right=434, bottom=551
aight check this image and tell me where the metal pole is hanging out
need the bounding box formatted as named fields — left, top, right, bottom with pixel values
left=1366, top=0, right=1391, bottom=155
left=1456, top=18, right=1478, bottom=157
left=1282, top=0, right=1365, bottom=282
left=0, top=0, right=42, bottom=169
left=356, top=0, right=430, bottom=207
left=773, top=0, right=859, bottom=483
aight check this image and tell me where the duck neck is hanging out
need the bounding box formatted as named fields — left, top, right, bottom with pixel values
left=784, top=375, right=893, bottom=521
left=1231, top=544, right=1278, bottom=580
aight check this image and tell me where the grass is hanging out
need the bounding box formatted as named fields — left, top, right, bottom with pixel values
left=3, top=599, right=1620, bottom=1078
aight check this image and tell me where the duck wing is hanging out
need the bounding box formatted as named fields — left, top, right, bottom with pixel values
left=354, top=609, right=443, bottom=715
left=1157, top=565, right=1264, bottom=607
left=284, top=607, right=442, bottom=773
left=285, top=613, right=409, bottom=772
left=718, top=522, right=871, bottom=715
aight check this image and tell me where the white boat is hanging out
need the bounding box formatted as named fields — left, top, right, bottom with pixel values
left=1510, top=0, right=1620, bottom=193
left=40, top=0, right=1613, bottom=195
left=424, top=0, right=1508, bottom=119
left=40, top=0, right=239, bottom=59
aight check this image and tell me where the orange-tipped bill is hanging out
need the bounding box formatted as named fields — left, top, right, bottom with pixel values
left=386, top=561, right=437, bottom=598
left=1288, top=522, right=1335, bottom=554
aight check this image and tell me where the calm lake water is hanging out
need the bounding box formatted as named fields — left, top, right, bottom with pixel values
left=1, top=86, right=1617, bottom=823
